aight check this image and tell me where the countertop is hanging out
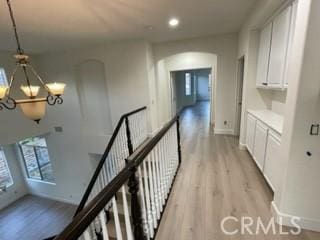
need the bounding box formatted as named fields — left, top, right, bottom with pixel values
left=247, top=109, right=284, bottom=134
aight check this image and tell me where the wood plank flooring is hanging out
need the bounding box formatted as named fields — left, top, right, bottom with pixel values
left=0, top=195, right=76, bottom=240
left=156, top=101, right=320, bottom=240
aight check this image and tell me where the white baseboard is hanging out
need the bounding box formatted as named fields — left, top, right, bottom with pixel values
left=271, top=201, right=320, bottom=232
left=31, top=192, right=78, bottom=205
left=214, top=128, right=234, bottom=135
left=239, top=142, right=247, bottom=150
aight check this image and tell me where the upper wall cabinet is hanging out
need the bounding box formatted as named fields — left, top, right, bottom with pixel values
left=256, top=1, right=297, bottom=90
left=256, top=23, right=272, bottom=87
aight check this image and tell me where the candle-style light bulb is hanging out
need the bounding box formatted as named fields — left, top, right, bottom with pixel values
left=0, top=86, right=8, bottom=99
left=45, top=82, right=66, bottom=96
left=20, top=85, right=40, bottom=98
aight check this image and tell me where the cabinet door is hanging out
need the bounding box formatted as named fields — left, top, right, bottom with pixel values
left=267, top=6, right=292, bottom=88
left=246, top=113, right=257, bottom=155
left=264, top=131, right=281, bottom=191
left=253, top=121, right=268, bottom=171
left=256, top=23, right=272, bottom=87
left=284, top=0, right=298, bottom=88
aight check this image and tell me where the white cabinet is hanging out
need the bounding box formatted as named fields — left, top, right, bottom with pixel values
left=246, top=113, right=256, bottom=155
left=267, top=6, right=292, bottom=88
left=245, top=111, right=282, bottom=192
left=284, top=0, right=298, bottom=88
left=264, top=130, right=281, bottom=191
left=256, top=23, right=272, bottom=87
left=253, top=121, right=268, bottom=171
left=256, top=2, right=297, bottom=89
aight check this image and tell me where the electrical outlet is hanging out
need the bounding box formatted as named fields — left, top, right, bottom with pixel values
left=310, top=124, right=319, bottom=135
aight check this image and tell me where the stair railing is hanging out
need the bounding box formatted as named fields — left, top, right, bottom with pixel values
left=74, top=106, right=148, bottom=216
left=53, top=115, right=181, bottom=240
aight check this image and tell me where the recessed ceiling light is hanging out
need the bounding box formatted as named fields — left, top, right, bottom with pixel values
left=169, top=18, right=179, bottom=28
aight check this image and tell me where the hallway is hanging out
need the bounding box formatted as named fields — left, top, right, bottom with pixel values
left=156, top=101, right=319, bottom=240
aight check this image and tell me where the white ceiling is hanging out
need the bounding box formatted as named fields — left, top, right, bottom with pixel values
left=0, top=0, right=258, bottom=53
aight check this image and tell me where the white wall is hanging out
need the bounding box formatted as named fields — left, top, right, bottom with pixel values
left=237, top=0, right=288, bottom=145
left=0, top=144, right=28, bottom=209
left=173, top=70, right=197, bottom=112
left=196, top=69, right=210, bottom=101
left=153, top=34, right=238, bottom=134
left=0, top=40, right=152, bottom=205
left=273, top=0, right=320, bottom=231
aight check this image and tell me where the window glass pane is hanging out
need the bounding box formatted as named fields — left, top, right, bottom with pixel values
left=19, top=137, right=55, bottom=183
left=0, top=148, right=13, bottom=188
left=0, top=68, right=8, bottom=86
left=185, top=73, right=191, bottom=96
left=35, top=147, right=54, bottom=182
left=20, top=145, right=41, bottom=180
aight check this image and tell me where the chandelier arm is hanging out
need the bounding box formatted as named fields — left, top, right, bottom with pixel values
left=28, top=65, right=50, bottom=91
left=6, top=0, right=24, bottom=54
left=21, top=66, right=35, bottom=98
left=47, top=95, right=63, bottom=106
left=7, top=65, right=19, bottom=97
left=0, top=97, right=17, bottom=110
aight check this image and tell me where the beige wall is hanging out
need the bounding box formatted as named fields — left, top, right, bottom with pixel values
left=0, top=40, right=152, bottom=205
left=153, top=34, right=238, bottom=134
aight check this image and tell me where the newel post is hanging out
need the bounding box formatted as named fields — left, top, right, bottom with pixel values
left=176, top=115, right=182, bottom=165
left=128, top=166, right=146, bottom=240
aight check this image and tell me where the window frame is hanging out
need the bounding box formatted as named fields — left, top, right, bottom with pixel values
left=185, top=73, right=192, bottom=96
left=19, top=137, right=55, bottom=183
left=0, top=147, right=14, bottom=188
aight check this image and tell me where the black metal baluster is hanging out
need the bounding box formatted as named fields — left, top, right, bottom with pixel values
left=176, top=116, right=182, bottom=165
left=125, top=116, right=134, bottom=155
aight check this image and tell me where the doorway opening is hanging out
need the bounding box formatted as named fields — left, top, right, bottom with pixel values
left=235, top=56, right=245, bottom=136
left=170, top=68, right=212, bottom=123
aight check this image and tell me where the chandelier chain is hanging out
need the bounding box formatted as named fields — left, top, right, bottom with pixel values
left=6, top=0, right=24, bottom=54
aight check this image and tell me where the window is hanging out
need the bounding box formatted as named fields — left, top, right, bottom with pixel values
left=0, top=147, right=13, bottom=188
left=19, top=137, right=55, bottom=183
left=185, top=73, right=191, bottom=96
left=0, top=68, right=8, bottom=86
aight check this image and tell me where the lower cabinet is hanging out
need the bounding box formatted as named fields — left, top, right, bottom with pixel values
left=253, top=121, right=268, bottom=171
left=246, top=112, right=281, bottom=192
left=246, top=113, right=256, bottom=155
left=264, top=130, right=281, bottom=191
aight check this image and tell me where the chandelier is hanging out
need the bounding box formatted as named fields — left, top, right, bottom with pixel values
left=0, top=0, right=66, bottom=123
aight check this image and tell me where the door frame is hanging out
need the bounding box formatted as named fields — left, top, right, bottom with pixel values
left=235, top=56, right=245, bottom=136
left=169, top=67, right=215, bottom=125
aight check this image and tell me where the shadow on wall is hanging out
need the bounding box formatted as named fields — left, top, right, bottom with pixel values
left=75, top=59, right=113, bottom=137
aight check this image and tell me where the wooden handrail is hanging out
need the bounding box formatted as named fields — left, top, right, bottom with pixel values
left=54, top=162, right=134, bottom=240
left=74, top=106, right=147, bottom=216
left=54, top=115, right=181, bottom=240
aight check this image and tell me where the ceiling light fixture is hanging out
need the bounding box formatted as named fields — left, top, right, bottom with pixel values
left=169, top=18, right=179, bottom=28
left=0, top=0, right=66, bottom=123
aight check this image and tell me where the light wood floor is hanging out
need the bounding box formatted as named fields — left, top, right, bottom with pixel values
left=156, top=101, right=320, bottom=240
left=0, top=195, right=76, bottom=240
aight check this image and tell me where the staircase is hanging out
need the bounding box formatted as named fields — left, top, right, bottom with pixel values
left=49, top=107, right=181, bottom=240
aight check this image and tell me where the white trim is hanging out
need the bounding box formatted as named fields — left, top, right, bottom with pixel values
left=30, top=192, right=78, bottom=205
left=271, top=201, right=320, bottom=232
left=26, top=178, right=56, bottom=185
left=214, top=128, right=234, bottom=135
left=239, top=143, right=247, bottom=150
